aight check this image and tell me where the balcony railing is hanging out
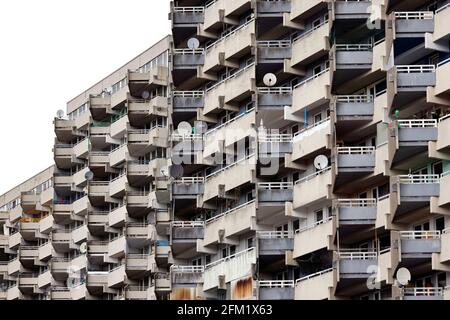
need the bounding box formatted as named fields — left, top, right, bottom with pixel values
left=257, top=231, right=293, bottom=239
left=293, top=117, right=330, bottom=139
left=205, top=62, right=255, bottom=92
left=338, top=250, right=377, bottom=260
left=337, top=146, right=375, bottom=154
left=173, top=6, right=205, bottom=13
left=173, top=91, right=204, bottom=98
left=394, top=12, right=434, bottom=20
left=257, top=87, right=292, bottom=94
left=173, top=48, right=205, bottom=55
left=292, top=19, right=328, bottom=43
left=170, top=265, right=205, bottom=273
left=295, top=268, right=334, bottom=284
left=397, top=65, right=435, bottom=73
left=171, top=221, right=205, bottom=228
left=295, top=166, right=331, bottom=185
left=257, top=40, right=291, bottom=48
left=336, top=198, right=377, bottom=207
left=399, top=230, right=441, bottom=240
left=398, top=119, right=437, bottom=128
left=205, top=153, right=255, bottom=180
left=295, top=216, right=333, bottom=234
left=258, top=182, right=293, bottom=190
left=173, top=177, right=205, bottom=184
left=336, top=95, right=373, bottom=103
left=293, top=68, right=330, bottom=89
left=403, top=287, right=443, bottom=296
left=258, top=133, right=292, bottom=143
left=259, top=280, right=295, bottom=288
left=206, top=199, right=256, bottom=224
left=335, top=44, right=372, bottom=51
left=206, top=18, right=255, bottom=51
left=398, top=175, right=440, bottom=184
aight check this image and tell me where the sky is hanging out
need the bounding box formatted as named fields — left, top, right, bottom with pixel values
left=0, top=0, right=171, bottom=194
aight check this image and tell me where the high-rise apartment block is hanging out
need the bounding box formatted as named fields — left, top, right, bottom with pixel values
left=1, top=0, right=450, bottom=300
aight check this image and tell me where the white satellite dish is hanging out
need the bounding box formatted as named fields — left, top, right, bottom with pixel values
left=178, top=121, right=193, bottom=136
left=263, top=73, right=277, bottom=87
left=160, top=166, right=169, bottom=178
left=79, top=242, right=87, bottom=254
left=195, top=121, right=208, bottom=134
left=314, top=155, right=329, bottom=170
left=187, top=38, right=200, bottom=50
left=56, top=110, right=65, bottom=119
left=396, top=267, right=411, bottom=286
left=84, top=170, right=94, bottom=181
left=141, top=90, right=150, bottom=100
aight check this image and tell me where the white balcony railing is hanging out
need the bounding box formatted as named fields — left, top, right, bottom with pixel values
left=295, top=268, right=334, bottom=284
left=336, top=198, right=377, bottom=207
left=171, top=221, right=205, bottom=228
left=257, top=182, right=294, bottom=190
left=398, top=175, right=440, bottom=184
left=173, top=91, right=204, bottom=97
left=335, top=44, right=372, bottom=51
left=206, top=19, right=255, bottom=51
left=173, top=177, right=205, bottom=184
left=293, top=68, right=330, bottom=89
left=258, top=133, right=292, bottom=143
left=170, top=265, right=205, bottom=273
left=399, top=230, right=441, bottom=240
left=338, top=250, right=377, bottom=260
left=257, top=231, right=293, bottom=239
left=173, top=6, right=205, bottom=13
left=292, top=19, right=328, bottom=43
left=395, top=11, right=434, bottom=20
left=397, top=119, right=438, bottom=128
left=293, top=117, right=331, bottom=140
left=295, top=166, right=331, bottom=185
left=259, top=280, right=295, bottom=288
left=336, top=95, right=373, bottom=103
left=173, top=48, right=205, bottom=55
left=205, top=153, right=255, bottom=180
left=403, top=287, right=443, bottom=296
left=295, top=216, right=333, bottom=234
left=257, top=40, right=291, bottom=48
left=257, top=87, right=292, bottom=94
left=206, top=199, right=255, bottom=224
left=337, top=146, right=375, bottom=154
left=397, top=65, right=435, bottom=73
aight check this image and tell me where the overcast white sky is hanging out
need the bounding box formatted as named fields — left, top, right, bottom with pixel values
left=0, top=0, right=171, bottom=194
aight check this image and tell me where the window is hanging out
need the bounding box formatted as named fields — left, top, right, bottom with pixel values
left=205, top=255, right=211, bottom=265
left=435, top=217, right=445, bottom=232
left=313, top=65, right=322, bottom=75
left=313, top=112, right=323, bottom=124
left=433, top=162, right=443, bottom=176
left=291, top=124, right=299, bottom=135
left=247, top=238, right=254, bottom=249
left=229, top=245, right=236, bottom=256
left=246, top=191, right=254, bottom=202
left=221, top=248, right=227, bottom=259
left=312, top=17, right=321, bottom=29
left=315, top=209, right=324, bottom=223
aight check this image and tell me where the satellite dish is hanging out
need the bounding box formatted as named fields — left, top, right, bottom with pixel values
left=141, top=91, right=150, bottom=100
left=84, top=170, right=94, bottom=181
left=314, top=155, right=329, bottom=170
left=396, top=267, right=411, bottom=286
left=79, top=242, right=87, bottom=254
left=56, top=110, right=65, bottom=119
left=195, top=121, right=208, bottom=134
left=263, top=73, right=277, bottom=87
left=178, top=121, right=193, bottom=136
left=169, top=165, right=184, bottom=179
left=187, top=38, right=200, bottom=50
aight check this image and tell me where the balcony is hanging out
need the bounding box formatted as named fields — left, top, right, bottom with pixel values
left=333, top=44, right=373, bottom=86
left=72, top=225, right=88, bottom=245
left=172, top=221, right=205, bottom=259
left=173, top=48, right=205, bottom=69
left=293, top=216, right=336, bottom=258
left=18, top=273, right=39, bottom=294
left=291, top=21, right=330, bottom=67
left=394, top=12, right=434, bottom=37
left=125, top=286, right=156, bottom=300
left=203, top=109, right=255, bottom=159
left=54, top=118, right=87, bottom=142
left=19, top=246, right=39, bottom=265
left=109, top=174, right=127, bottom=198
left=203, top=19, right=256, bottom=72
left=126, top=223, right=155, bottom=248
left=295, top=268, right=336, bottom=300
left=51, top=258, right=70, bottom=279
left=337, top=250, right=378, bottom=279
left=155, top=273, right=172, bottom=292
left=203, top=155, right=256, bottom=202
left=108, top=205, right=128, bottom=228
left=258, top=133, right=293, bottom=158
left=393, top=175, right=440, bottom=219
left=128, top=127, right=169, bottom=157
left=7, top=258, right=21, bottom=276
left=203, top=63, right=255, bottom=115
left=108, top=236, right=127, bottom=259
left=127, top=66, right=169, bottom=98
left=52, top=230, right=71, bottom=253
left=258, top=183, right=293, bottom=203
left=335, top=147, right=375, bottom=187
left=336, top=199, right=377, bottom=227
left=258, top=280, right=294, bottom=300
left=394, top=65, right=436, bottom=93
left=257, top=231, right=294, bottom=256
left=399, top=231, right=441, bottom=259
left=204, top=200, right=256, bottom=247
left=126, top=254, right=156, bottom=277
left=128, top=96, right=168, bottom=127
left=435, top=59, right=450, bottom=97
left=89, top=94, right=112, bottom=120
left=434, top=4, right=450, bottom=42
left=257, top=0, right=291, bottom=15
left=292, top=69, right=331, bottom=115
left=171, top=6, right=204, bottom=26
left=258, top=40, right=291, bottom=65
left=203, top=0, right=252, bottom=32
left=170, top=266, right=204, bottom=286
left=155, top=242, right=171, bottom=266
left=6, top=285, right=21, bottom=300
left=334, top=95, right=374, bottom=123
left=257, top=87, right=292, bottom=108
left=334, top=0, right=371, bottom=19
left=87, top=211, right=108, bottom=235
left=293, top=167, right=333, bottom=209
left=290, top=0, right=328, bottom=22
left=108, top=265, right=126, bottom=288
left=401, top=287, right=443, bottom=300
left=19, top=220, right=40, bottom=241
left=203, top=247, right=256, bottom=291
left=172, top=177, right=204, bottom=198
left=173, top=91, right=204, bottom=112
left=86, top=272, right=110, bottom=295
left=9, top=206, right=22, bottom=223
left=171, top=133, right=204, bottom=163
left=8, top=232, right=21, bottom=250
left=51, top=287, right=71, bottom=300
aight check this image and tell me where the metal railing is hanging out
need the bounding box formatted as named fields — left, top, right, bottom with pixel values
left=170, top=265, right=205, bottom=273
left=335, top=44, right=372, bottom=51
left=205, top=247, right=255, bottom=269
left=173, top=90, right=204, bottom=97
left=294, top=117, right=331, bottom=139
left=205, top=153, right=255, bottom=180
left=397, top=119, right=438, bottom=128
left=337, top=146, right=375, bottom=154
left=258, top=133, right=292, bottom=143
left=336, top=95, right=373, bottom=103
left=437, top=2, right=450, bottom=13
left=257, top=182, right=293, bottom=189
left=173, top=48, right=205, bottom=55
left=395, top=11, right=434, bottom=20
left=295, top=166, right=332, bottom=185
left=173, top=177, right=205, bottom=184
left=257, top=231, right=293, bottom=239
left=206, top=19, right=255, bottom=51
left=398, top=174, right=440, bottom=184
left=171, top=221, right=205, bottom=228
left=399, top=230, right=441, bottom=240
left=336, top=198, right=377, bottom=207
left=293, top=68, right=330, bottom=89
left=173, top=6, right=204, bottom=13
left=402, top=287, right=443, bottom=296
left=295, top=216, right=333, bottom=234
left=257, top=87, right=292, bottom=94
left=295, top=268, right=334, bottom=284
left=397, top=65, right=435, bottom=73
left=206, top=62, right=255, bottom=92
left=338, top=250, right=377, bottom=260
left=206, top=200, right=255, bottom=224
left=257, top=40, right=291, bottom=48
left=259, top=280, right=295, bottom=288
left=292, top=19, right=328, bottom=43
left=171, top=133, right=203, bottom=141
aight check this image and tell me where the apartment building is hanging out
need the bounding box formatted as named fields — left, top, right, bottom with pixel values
left=1, top=0, right=450, bottom=301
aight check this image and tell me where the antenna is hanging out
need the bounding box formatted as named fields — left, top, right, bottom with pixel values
left=314, top=155, right=329, bottom=170
left=187, top=38, right=200, bottom=50
left=263, top=73, right=277, bottom=87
